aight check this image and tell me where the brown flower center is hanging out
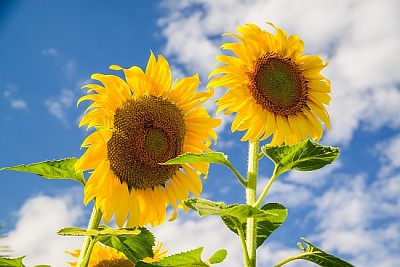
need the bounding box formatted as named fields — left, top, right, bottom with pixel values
left=248, top=53, right=308, bottom=116
left=107, top=95, right=185, bottom=190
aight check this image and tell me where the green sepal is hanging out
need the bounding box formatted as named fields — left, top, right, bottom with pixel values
left=0, top=256, right=25, bottom=267
left=0, top=158, right=85, bottom=185
left=262, top=139, right=339, bottom=177
left=222, top=203, right=288, bottom=248
left=135, top=247, right=227, bottom=266
left=276, top=238, right=354, bottom=267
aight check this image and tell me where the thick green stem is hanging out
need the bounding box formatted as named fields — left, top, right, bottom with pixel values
left=245, top=141, right=259, bottom=267
left=76, top=205, right=103, bottom=267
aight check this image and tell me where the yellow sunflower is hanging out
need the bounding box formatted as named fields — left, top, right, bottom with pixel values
left=66, top=242, right=168, bottom=266
left=209, top=22, right=331, bottom=145
left=76, top=52, right=220, bottom=227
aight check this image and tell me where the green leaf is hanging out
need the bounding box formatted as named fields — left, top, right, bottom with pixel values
left=222, top=203, right=288, bottom=248
left=57, top=225, right=141, bottom=237
left=164, top=152, right=230, bottom=166
left=164, top=152, right=247, bottom=186
left=185, top=198, right=227, bottom=217
left=208, top=249, right=228, bottom=264
left=262, top=139, right=339, bottom=177
left=186, top=198, right=279, bottom=223
left=135, top=247, right=227, bottom=267
left=98, top=227, right=155, bottom=264
left=0, top=158, right=85, bottom=185
left=0, top=256, right=25, bottom=267
left=275, top=238, right=354, bottom=267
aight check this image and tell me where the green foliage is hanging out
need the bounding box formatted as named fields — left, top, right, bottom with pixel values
left=222, top=203, right=288, bottom=248
left=164, top=152, right=230, bottom=166
left=59, top=226, right=155, bottom=264
left=135, top=247, right=227, bottom=267
left=275, top=238, right=354, bottom=267
left=0, top=158, right=85, bottom=185
left=186, top=199, right=288, bottom=248
left=185, top=198, right=279, bottom=223
left=262, top=139, right=339, bottom=177
left=0, top=256, right=25, bottom=267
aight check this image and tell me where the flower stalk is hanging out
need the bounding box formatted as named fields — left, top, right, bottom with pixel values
left=245, top=141, right=259, bottom=267
left=76, top=205, right=102, bottom=267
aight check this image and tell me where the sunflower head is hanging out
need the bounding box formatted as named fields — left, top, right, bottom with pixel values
left=209, top=22, right=331, bottom=145
left=76, top=52, right=221, bottom=227
left=66, top=242, right=168, bottom=266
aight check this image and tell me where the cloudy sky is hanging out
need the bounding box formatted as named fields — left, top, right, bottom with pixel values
left=0, top=0, right=399, bottom=266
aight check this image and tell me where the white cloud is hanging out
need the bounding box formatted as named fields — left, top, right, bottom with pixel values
left=311, top=174, right=400, bottom=266
left=2, top=84, right=29, bottom=110
left=10, top=99, right=28, bottom=110
left=285, top=160, right=342, bottom=187
left=376, top=134, right=400, bottom=177
left=45, top=89, right=75, bottom=126
left=159, top=0, right=400, bottom=146
left=2, top=189, right=86, bottom=266
left=257, top=178, right=313, bottom=209
left=41, top=48, right=59, bottom=56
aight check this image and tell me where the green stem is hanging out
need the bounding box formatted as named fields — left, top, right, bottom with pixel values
left=254, top=165, right=278, bottom=208
left=76, top=204, right=103, bottom=267
left=274, top=252, right=311, bottom=267
left=233, top=218, right=251, bottom=266
left=225, top=161, right=247, bottom=187
left=245, top=141, right=259, bottom=267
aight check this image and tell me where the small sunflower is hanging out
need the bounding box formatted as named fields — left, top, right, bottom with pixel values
left=76, top=52, right=220, bottom=227
left=209, top=22, right=331, bottom=145
left=66, top=242, right=168, bottom=266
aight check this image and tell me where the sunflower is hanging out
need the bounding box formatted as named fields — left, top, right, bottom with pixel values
left=209, top=22, right=331, bottom=145
left=66, top=242, right=168, bottom=266
left=76, top=52, right=220, bottom=227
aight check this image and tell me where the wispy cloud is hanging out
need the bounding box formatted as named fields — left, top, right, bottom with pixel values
left=311, top=173, right=400, bottom=266
left=45, top=89, right=75, bottom=126
left=2, top=84, right=28, bottom=110
left=41, top=48, right=59, bottom=56
left=375, top=134, right=400, bottom=177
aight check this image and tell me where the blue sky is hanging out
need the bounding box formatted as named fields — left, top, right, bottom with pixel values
left=1, top=0, right=400, bottom=266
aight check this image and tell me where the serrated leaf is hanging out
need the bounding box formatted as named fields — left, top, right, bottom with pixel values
left=98, top=227, right=155, bottom=263
left=186, top=198, right=278, bottom=223
left=222, top=203, right=288, bottom=248
left=136, top=247, right=226, bottom=267
left=0, top=256, right=25, bottom=267
left=262, top=139, right=339, bottom=177
left=275, top=238, right=354, bottom=267
left=57, top=225, right=141, bottom=236
left=295, top=238, right=354, bottom=267
left=0, top=158, right=85, bottom=185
